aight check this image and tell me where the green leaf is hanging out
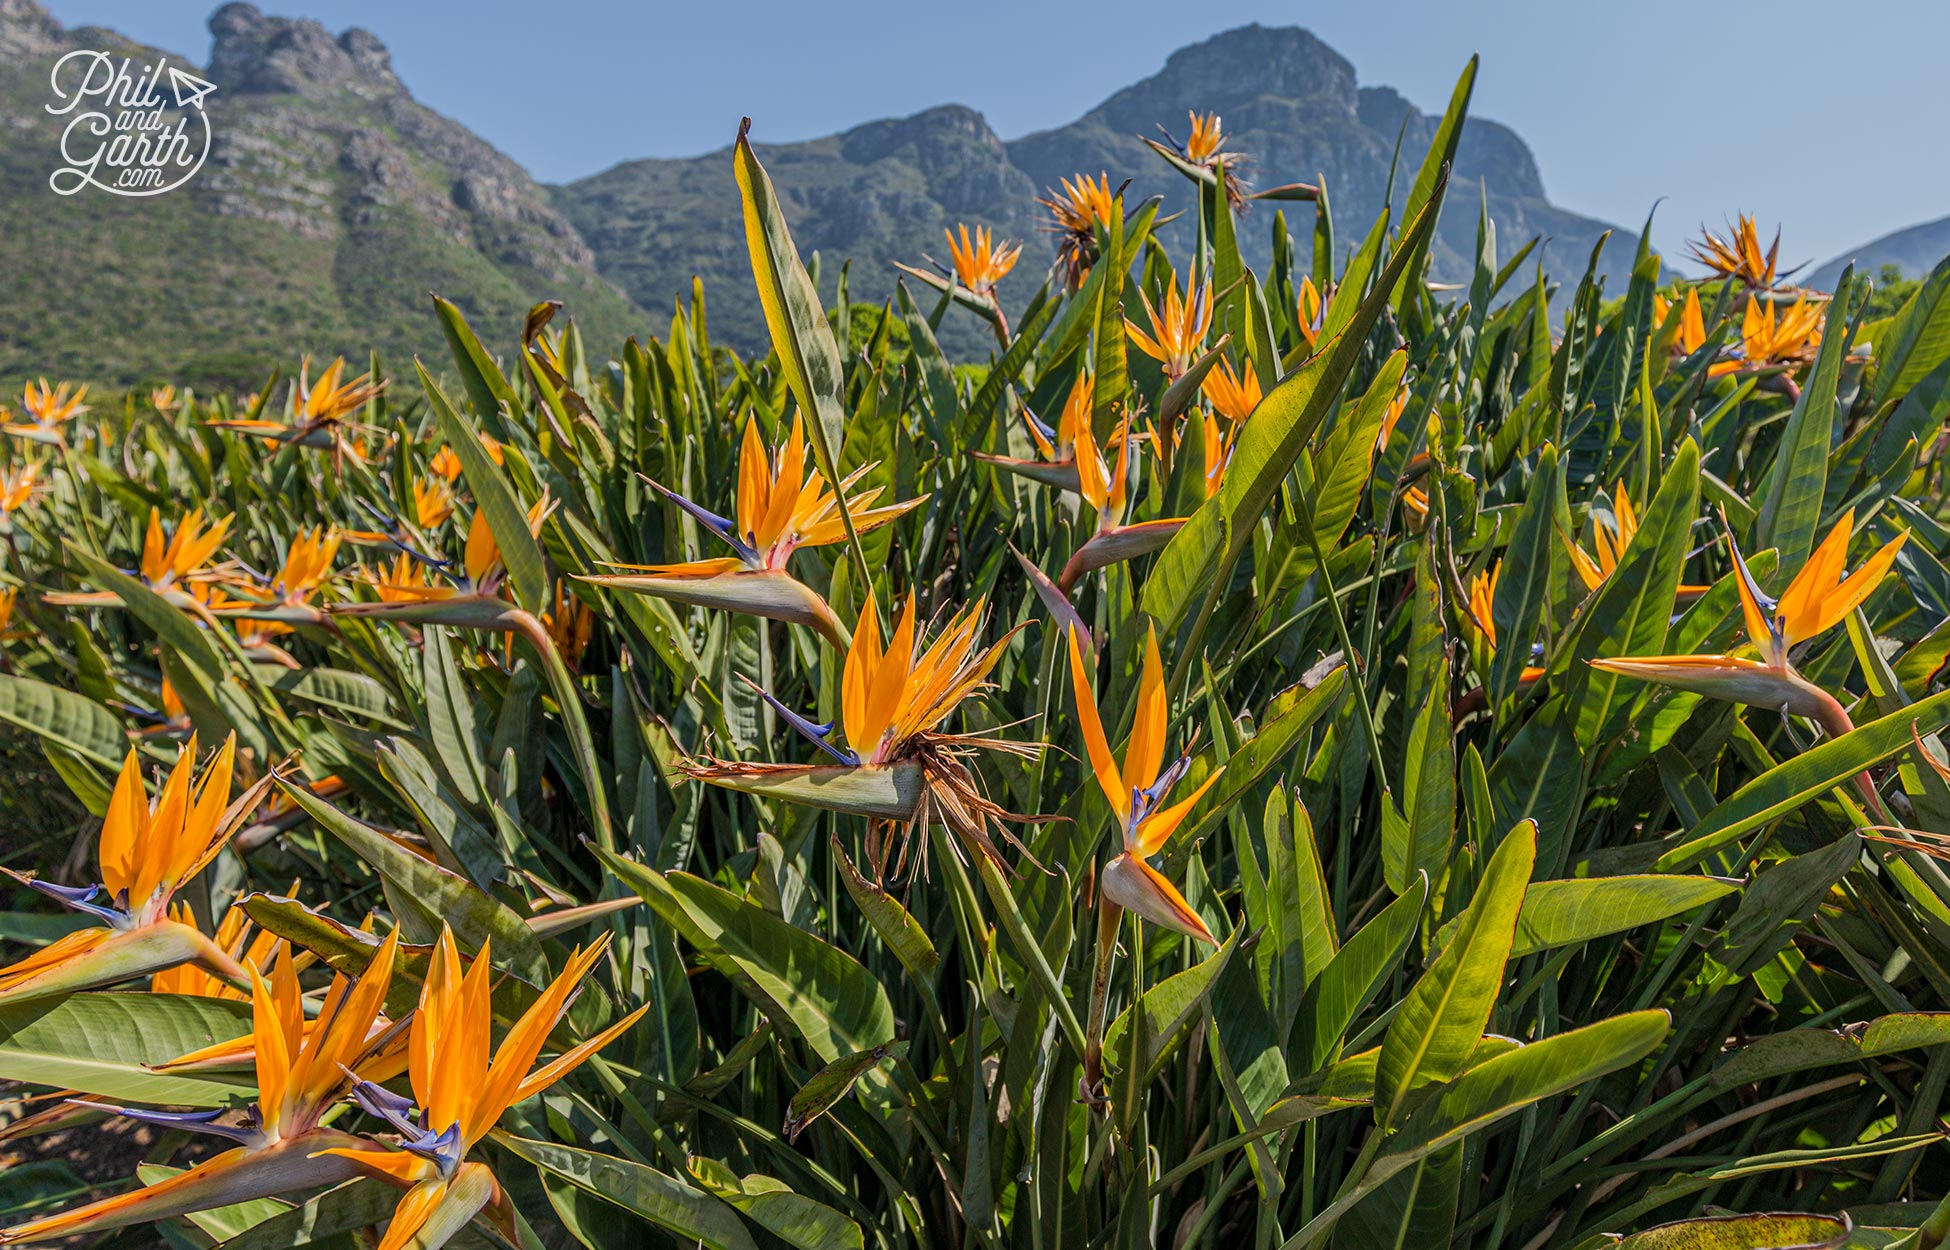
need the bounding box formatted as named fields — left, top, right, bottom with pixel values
left=832, top=836, right=937, bottom=980
left=1567, top=438, right=1699, bottom=749
left=421, top=625, right=488, bottom=807
left=1144, top=188, right=1446, bottom=629
left=1090, top=200, right=1129, bottom=442
left=212, top=1180, right=405, bottom=1250
left=0, top=992, right=255, bottom=1106
left=1594, top=1213, right=1850, bottom=1250
left=1375, top=820, right=1535, bottom=1128
left=137, top=1164, right=289, bottom=1242
left=782, top=1040, right=903, bottom=1142
left=1106, top=926, right=1241, bottom=1085
left=1181, top=666, right=1348, bottom=845
left=1871, top=254, right=1950, bottom=406
left=421, top=361, right=548, bottom=615
left=68, top=546, right=225, bottom=685
left=1489, top=444, right=1560, bottom=712
left=279, top=782, right=548, bottom=981
left=0, top=675, right=126, bottom=769
left=1711, top=833, right=1860, bottom=979
left=1289, top=1011, right=1669, bottom=1250
left=1711, top=1012, right=1950, bottom=1090
left=499, top=1134, right=757, bottom=1250
left=1393, top=1008, right=1670, bottom=1158
left=1654, top=686, right=1950, bottom=870
left=597, top=849, right=895, bottom=1063
left=1392, top=544, right=1455, bottom=896
left=1390, top=56, right=1477, bottom=311
left=1507, top=875, right=1739, bottom=957
left=268, top=667, right=403, bottom=727
left=732, top=122, right=865, bottom=588
left=1756, top=268, right=1856, bottom=572
left=1300, top=873, right=1428, bottom=1071
left=686, top=1158, right=864, bottom=1250
left=433, top=295, right=523, bottom=426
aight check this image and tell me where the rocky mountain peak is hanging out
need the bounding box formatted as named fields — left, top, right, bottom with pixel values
left=838, top=104, right=1006, bottom=167
left=1090, top=24, right=1358, bottom=128
left=0, top=0, right=64, bottom=59
left=207, top=2, right=402, bottom=98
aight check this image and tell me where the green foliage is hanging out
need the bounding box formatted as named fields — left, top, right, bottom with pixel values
left=6, top=55, right=1950, bottom=1250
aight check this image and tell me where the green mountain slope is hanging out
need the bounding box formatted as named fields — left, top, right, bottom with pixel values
left=0, top=0, right=645, bottom=391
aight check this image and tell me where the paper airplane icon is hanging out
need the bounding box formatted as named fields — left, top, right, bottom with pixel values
left=166, top=66, right=217, bottom=110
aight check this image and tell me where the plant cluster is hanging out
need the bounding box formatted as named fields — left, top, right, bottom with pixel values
left=4, top=70, right=1950, bottom=1250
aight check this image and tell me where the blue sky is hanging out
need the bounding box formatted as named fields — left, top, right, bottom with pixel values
left=44, top=0, right=1950, bottom=268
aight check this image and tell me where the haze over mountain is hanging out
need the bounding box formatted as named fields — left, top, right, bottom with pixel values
left=2, top=2, right=1643, bottom=385
left=557, top=24, right=1640, bottom=354
left=1809, top=216, right=1950, bottom=292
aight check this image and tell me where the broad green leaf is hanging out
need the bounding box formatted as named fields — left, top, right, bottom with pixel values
left=1566, top=438, right=1699, bottom=749
left=1288, top=1011, right=1669, bottom=1250
left=421, top=361, right=548, bottom=615
left=1375, top=820, right=1534, bottom=1128
left=833, top=836, right=937, bottom=979
left=598, top=849, right=895, bottom=1063
left=1144, top=188, right=1446, bottom=628
left=279, top=782, right=548, bottom=980
left=1711, top=833, right=1860, bottom=979
left=1301, top=873, right=1428, bottom=1071
left=1595, top=1213, right=1850, bottom=1250
left=68, top=546, right=225, bottom=685
left=433, top=295, right=522, bottom=427
left=268, top=667, right=403, bottom=727
left=421, top=625, right=488, bottom=807
left=0, top=675, right=126, bottom=769
left=500, top=1134, right=757, bottom=1250
left=1392, top=544, right=1454, bottom=896
left=1654, top=686, right=1950, bottom=870
left=1390, top=56, right=1477, bottom=310
left=137, top=1164, right=289, bottom=1242
left=0, top=993, right=255, bottom=1106
left=1181, top=666, right=1348, bottom=844
left=1755, top=268, right=1856, bottom=572
left=782, top=1041, right=902, bottom=1142
left=1106, top=926, right=1241, bottom=1085
left=1508, top=875, right=1739, bottom=957
left=212, top=1179, right=401, bottom=1250
left=1393, top=1008, right=1670, bottom=1158
left=686, top=1158, right=864, bottom=1250
left=1711, top=1012, right=1950, bottom=1089
left=1489, top=443, right=1560, bottom=712
left=1090, top=201, right=1129, bottom=442
left=1870, top=253, right=1950, bottom=406
left=732, top=121, right=864, bottom=587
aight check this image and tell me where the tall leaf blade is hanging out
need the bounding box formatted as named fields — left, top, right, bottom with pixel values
left=1375, top=820, right=1535, bottom=1127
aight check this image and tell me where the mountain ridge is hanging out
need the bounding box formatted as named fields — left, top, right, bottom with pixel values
left=555, top=23, right=1640, bottom=354
left=3, top=3, right=1641, bottom=385
left=1809, top=215, right=1950, bottom=291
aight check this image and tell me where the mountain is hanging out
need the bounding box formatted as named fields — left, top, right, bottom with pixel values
left=0, top=0, right=642, bottom=390
left=1809, top=216, right=1950, bottom=291
left=556, top=25, right=1642, bottom=356
left=1, top=5, right=1639, bottom=387
left=559, top=103, right=1042, bottom=359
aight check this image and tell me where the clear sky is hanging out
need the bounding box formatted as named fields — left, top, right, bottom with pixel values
left=43, top=0, right=1950, bottom=269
